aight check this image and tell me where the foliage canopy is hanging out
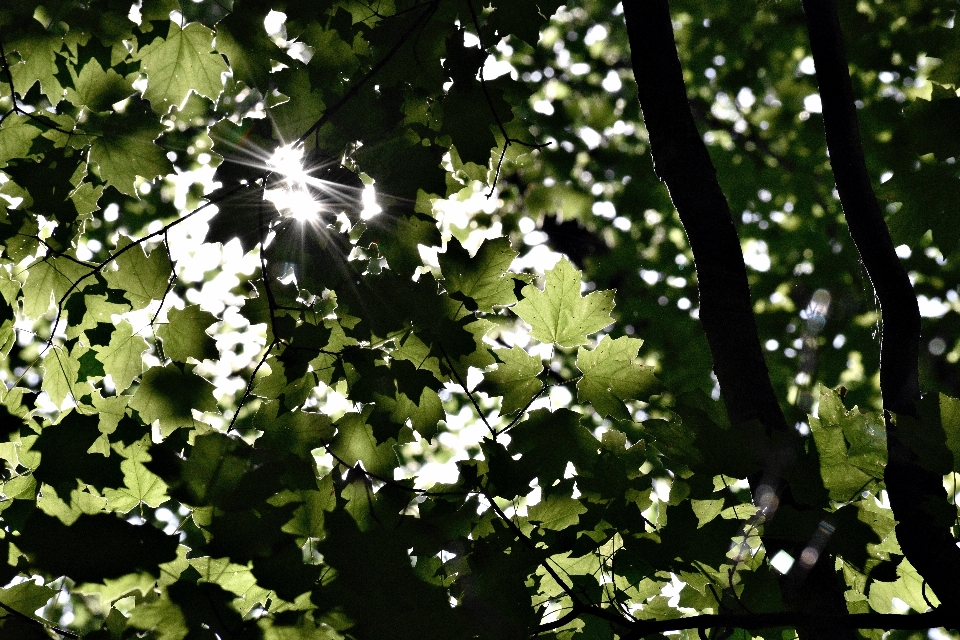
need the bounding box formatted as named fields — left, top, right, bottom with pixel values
left=1, top=0, right=960, bottom=638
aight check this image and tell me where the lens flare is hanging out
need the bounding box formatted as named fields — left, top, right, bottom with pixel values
left=265, top=144, right=322, bottom=222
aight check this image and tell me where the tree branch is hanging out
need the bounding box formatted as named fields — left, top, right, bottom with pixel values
left=801, top=0, right=960, bottom=610
left=621, top=2, right=854, bottom=636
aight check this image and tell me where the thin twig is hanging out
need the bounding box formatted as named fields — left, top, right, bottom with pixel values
left=463, top=0, right=550, bottom=197
left=438, top=342, right=496, bottom=438
left=295, top=0, right=440, bottom=146
left=226, top=338, right=278, bottom=432
left=49, top=182, right=248, bottom=342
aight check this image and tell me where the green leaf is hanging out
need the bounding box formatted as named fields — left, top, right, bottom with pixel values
left=129, top=591, right=189, bottom=640
left=690, top=498, right=724, bottom=528
left=19, top=512, right=179, bottom=583
left=439, top=236, right=518, bottom=311
left=282, top=487, right=335, bottom=539
left=375, top=212, right=442, bottom=276
left=507, top=408, right=600, bottom=487
left=129, top=363, right=218, bottom=432
left=329, top=410, right=399, bottom=477
left=257, top=402, right=335, bottom=459
left=136, top=21, right=228, bottom=111
left=66, top=57, right=133, bottom=111
left=103, top=438, right=169, bottom=512
left=102, top=237, right=171, bottom=309
left=32, top=412, right=124, bottom=496
left=21, top=257, right=91, bottom=320
left=94, top=320, right=149, bottom=393
left=0, top=581, right=55, bottom=623
left=189, top=557, right=270, bottom=614
left=478, top=346, right=543, bottom=415
left=89, top=113, right=173, bottom=197
left=157, top=305, right=218, bottom=363
left=810, top=387, right=885, bottom=501
left=939, top=393, right=960, bottom=472
left=0, top=114, right=42, bottom=168
left=268, top=68, right=326, bottom=142
left=527, top=494, right=587, bottom=531
left=513, top=257, right=614, bottom=347
left=40, top=345, right=82, bottom=409
left=576, top=336, right=661, bottom=420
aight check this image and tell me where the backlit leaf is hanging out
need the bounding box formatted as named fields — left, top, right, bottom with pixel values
left=130, top=364, right=218, bottom=432
left=478, top=346, right=543, bottom=415
left=157, top=305, right=218, bottom=363
left=102, top=237, right=171, bottom=309
left=577, top=336, right=662, bottom=420
left=513, top=257, right=614, bottom=347
left=439, top=236, right=518, bottom=311
left=136, top=21, right=228, bottom=111
left=94, top=320, right=149, bottom=393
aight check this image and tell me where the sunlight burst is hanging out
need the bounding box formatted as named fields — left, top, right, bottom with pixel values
left=265, top=144, right=322, bottom=222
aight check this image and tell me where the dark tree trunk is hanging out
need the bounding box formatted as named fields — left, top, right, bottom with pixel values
left=801, top=0, right=960, bottom=611
left=621, top=1, right=855, bottom=636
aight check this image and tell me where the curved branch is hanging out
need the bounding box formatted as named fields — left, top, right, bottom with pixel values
left=295, top=0, right=440, bottom=146
left=801, top=0, right=960, bottom=609
left=621, top=2, right=854, bottom=636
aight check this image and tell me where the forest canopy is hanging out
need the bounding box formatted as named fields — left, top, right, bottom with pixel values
left=0, top=0, right=959, bottom=638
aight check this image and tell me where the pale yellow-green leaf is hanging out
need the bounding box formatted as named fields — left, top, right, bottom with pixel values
left=102, top=237, right=171, bottom=309
left=104, top=439, right=169, bottom=512
left=0, top=581, right=56, bottom=618
left=41, top=345, right=81, bottom=408
left=136, top=22, right=228, bottom=111
left=94, top=320, right=149, bottom=393
left=691, top=498, right=725, bottom=528
left=129, top=594, right=189, bottom=640
left=513, top=257, right=614, bottom=347
left=21, top=258, right=91, bottom=319
left=190, top=557, right=271, bottom=615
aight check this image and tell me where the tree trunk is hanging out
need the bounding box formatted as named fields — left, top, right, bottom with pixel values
left=801, top=0, right=960, bottom=611
left=622, top=1, right=856, bottom=636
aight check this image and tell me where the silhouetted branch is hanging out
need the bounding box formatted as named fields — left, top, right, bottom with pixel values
left=622, top=1, right=853, bottom=636
left=802, top=0, right=960, bottom=610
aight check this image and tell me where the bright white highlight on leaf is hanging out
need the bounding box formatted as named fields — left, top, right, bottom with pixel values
left=361, top=185, right=382, bottom=220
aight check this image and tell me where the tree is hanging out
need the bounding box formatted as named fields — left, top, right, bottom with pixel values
left=0, top=0, right=959, bottom=638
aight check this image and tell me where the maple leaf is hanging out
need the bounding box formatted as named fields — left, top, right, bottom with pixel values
left=157, top=305, right=218, bottom=363
left=93, top=320, right=149, bottom=393
left=513, top=257, right=614, bottom=347
left=136, top=22, right=228, bottom=112
left=130, top=364, right=217, bottom=433
left=576, top=336, right=662, bottom=420
left=478, top=346, right=543, bottom=415
left=440, top=237, right=518, bottom=311
left=102, top=237, right=171, bottom=310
